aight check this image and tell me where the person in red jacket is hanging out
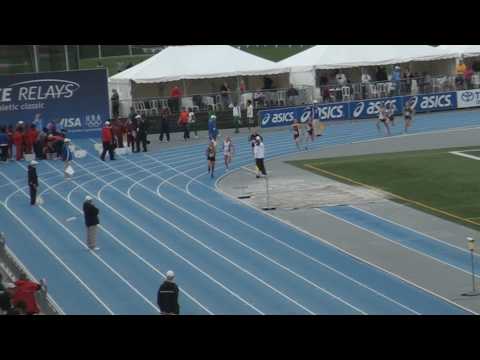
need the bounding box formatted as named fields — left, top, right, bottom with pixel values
left=100, top=121, right=115, bottom=161
left=11, top=274, right=44, bottom=315
left=24, top=124, right=38, bottom=155
left=13, top=126, right=24, bottom=161
left=112, top=118, right=124, bottom=148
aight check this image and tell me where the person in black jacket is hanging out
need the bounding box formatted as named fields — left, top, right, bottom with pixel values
left=159, top=108, right=170, bottom=142
left=27, top=161, right=39, bottom=205
left=83, top=196, right=100, bottom=251
left=157, top=270, right=179, bottom=315
left=135, top=115, right=148, bottom=152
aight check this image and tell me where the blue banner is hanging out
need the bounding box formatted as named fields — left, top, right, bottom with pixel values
left=349, top=97, right=404, bottom=119
left=0, top=69, right=109, bottom=135
left=260, top=102, right=349, bottom=128
left=404, top=92, right=457, bottom=113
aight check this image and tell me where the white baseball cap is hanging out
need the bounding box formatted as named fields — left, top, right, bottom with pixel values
left=104, top=121, right=111, bottom=126
left=166, top=270, right=175, bottom=280
left=64, top=138, right=71, bottom=143
left=135, top=115, right=141, bottom=119
left=211, top=115, right=216, bottom=119
left=85, top=195, right=93, bottom=202
left=30, top=160, right=38, bottom=166
left=256, top=136, right=261, bottom=141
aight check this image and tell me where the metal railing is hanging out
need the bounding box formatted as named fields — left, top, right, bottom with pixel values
left=0, top=232, right=61, bottom=315
left=314, top=73, right=480, bottom=103
left=120, top=85, right=314, bottom=117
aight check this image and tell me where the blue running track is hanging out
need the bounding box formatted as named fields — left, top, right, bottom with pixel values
left=1, top=110, right=479, bottom=315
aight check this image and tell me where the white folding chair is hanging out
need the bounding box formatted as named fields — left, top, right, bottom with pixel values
left=369, top=84, right=378, bottom=98
left=149, top=100, right=160, bottom=116
left=341, top=86, right=351, bottom=101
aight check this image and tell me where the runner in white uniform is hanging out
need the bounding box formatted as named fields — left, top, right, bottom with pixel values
left=376, top=103, right=391, bottom=136
left=223, top=136, right=235, bottom=169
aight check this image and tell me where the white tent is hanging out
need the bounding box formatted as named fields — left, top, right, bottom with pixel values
left=439, top=45, right=480, bottom=58
left=109, top=45, right=291, bottom=114
left=110, top=45, right=289, bottom=84
left=277, top=45, right=457, bottom=89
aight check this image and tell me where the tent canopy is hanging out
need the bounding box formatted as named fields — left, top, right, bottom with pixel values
left=439, top=45, right=480, bottom=58
left=277, top=45, right=457, bottom=70
left=110, top=45, right=289, bottom=84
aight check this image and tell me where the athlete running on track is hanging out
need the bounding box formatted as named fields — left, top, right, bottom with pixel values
left=386, top=102, right=395, bottom=126
left=403, top=98, right=415, bottom=133
left=206, top=140, right=216, bottom=178
left=223, top=136, right=234, bottom=169
left=376, top=103, right=391, bottom=136
left=292, top=120, right=301, bottom=151
left=304, top=119, right=315, bottom=150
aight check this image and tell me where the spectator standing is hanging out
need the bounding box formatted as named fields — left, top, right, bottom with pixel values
left=188, top=107, right=198, bottom=139
left=62, top=138, right=73, bottom=180
left=336, top=71, right=347, bottom=86
left=232, top=102, right=242, bottom=134
left=32, top=113, right=43, bottom=132
left=170, top=86, right=182, bottom=113
left=392, top=66, right=402, bottom=95
left=157, top=271, right=180, bottom=315
left=0, top=127, right=8, bottom=162
left=159, top=108, right=170, bottom=142
left=253, top=136, right=267, bottom=179
left=247, top=100, right=255, bottom=130
left=178, top=108, right=190, bottom=141
left=361, top=70, right=371, bottom=99
left=456, top=58, right=467, bottom=90
left=287, top=85, right=299, bottom=106
left=136, top=115, right=149, bottom=152
left=13, top=125, right=24, bottom=161
left=27, top=160, right=39, bottom=206
left=208, top=115, right=218, bottom=142
left=465, top=65, right=474, bottom=90
left=83, top=196, right=100, bottom=251
left=239, top=79, right=246, bottom=93
left=126, top=118, right=136, bottom=152
left=100, top=121, right=115, bottom=161
left=220, top=82, right=230, bottom=108
left=113, top=119, right=124, bottom=148
left=24, top=124, right=38, bottom=156
left=111, top=89, right=120, bottom=119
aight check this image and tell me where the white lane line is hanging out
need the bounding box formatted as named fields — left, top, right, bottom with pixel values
left=449, top=151, right=480, bottom=161
left=125, top=155, right=364, bottom=314
left=316, top=207, right=480, bottom=279
left=350, top=205, right=480, bottom=259
left=14, top=162, right=161, bottom=315
left=140, top=154, right=422, bottom=314
left=213, top=176, right=477, bottom=315
left=42, top=162, right=213, bottom=315
left=71, top=158, right=263, bottom=315
left=0, top=172, right=114, bottom=315
left=104, top=153, right=322, bottom=315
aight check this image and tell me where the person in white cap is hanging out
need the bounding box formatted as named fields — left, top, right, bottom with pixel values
left=27, top=160, right=39, bottom=205
left=62, top=138, right=73, bottom=180
left=157, top=270, right=179, bottom=315
left=253, top=136, right=267, bottom=178
left=83, top=195, right=100, bottom=251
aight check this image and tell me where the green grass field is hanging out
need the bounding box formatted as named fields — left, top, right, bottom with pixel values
left=289, top=146, right=480, bottom=230
left=79, top=54, right=151, bottom=76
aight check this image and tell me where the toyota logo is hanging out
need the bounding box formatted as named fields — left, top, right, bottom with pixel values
left=462, top=91, right=474, bottom=102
